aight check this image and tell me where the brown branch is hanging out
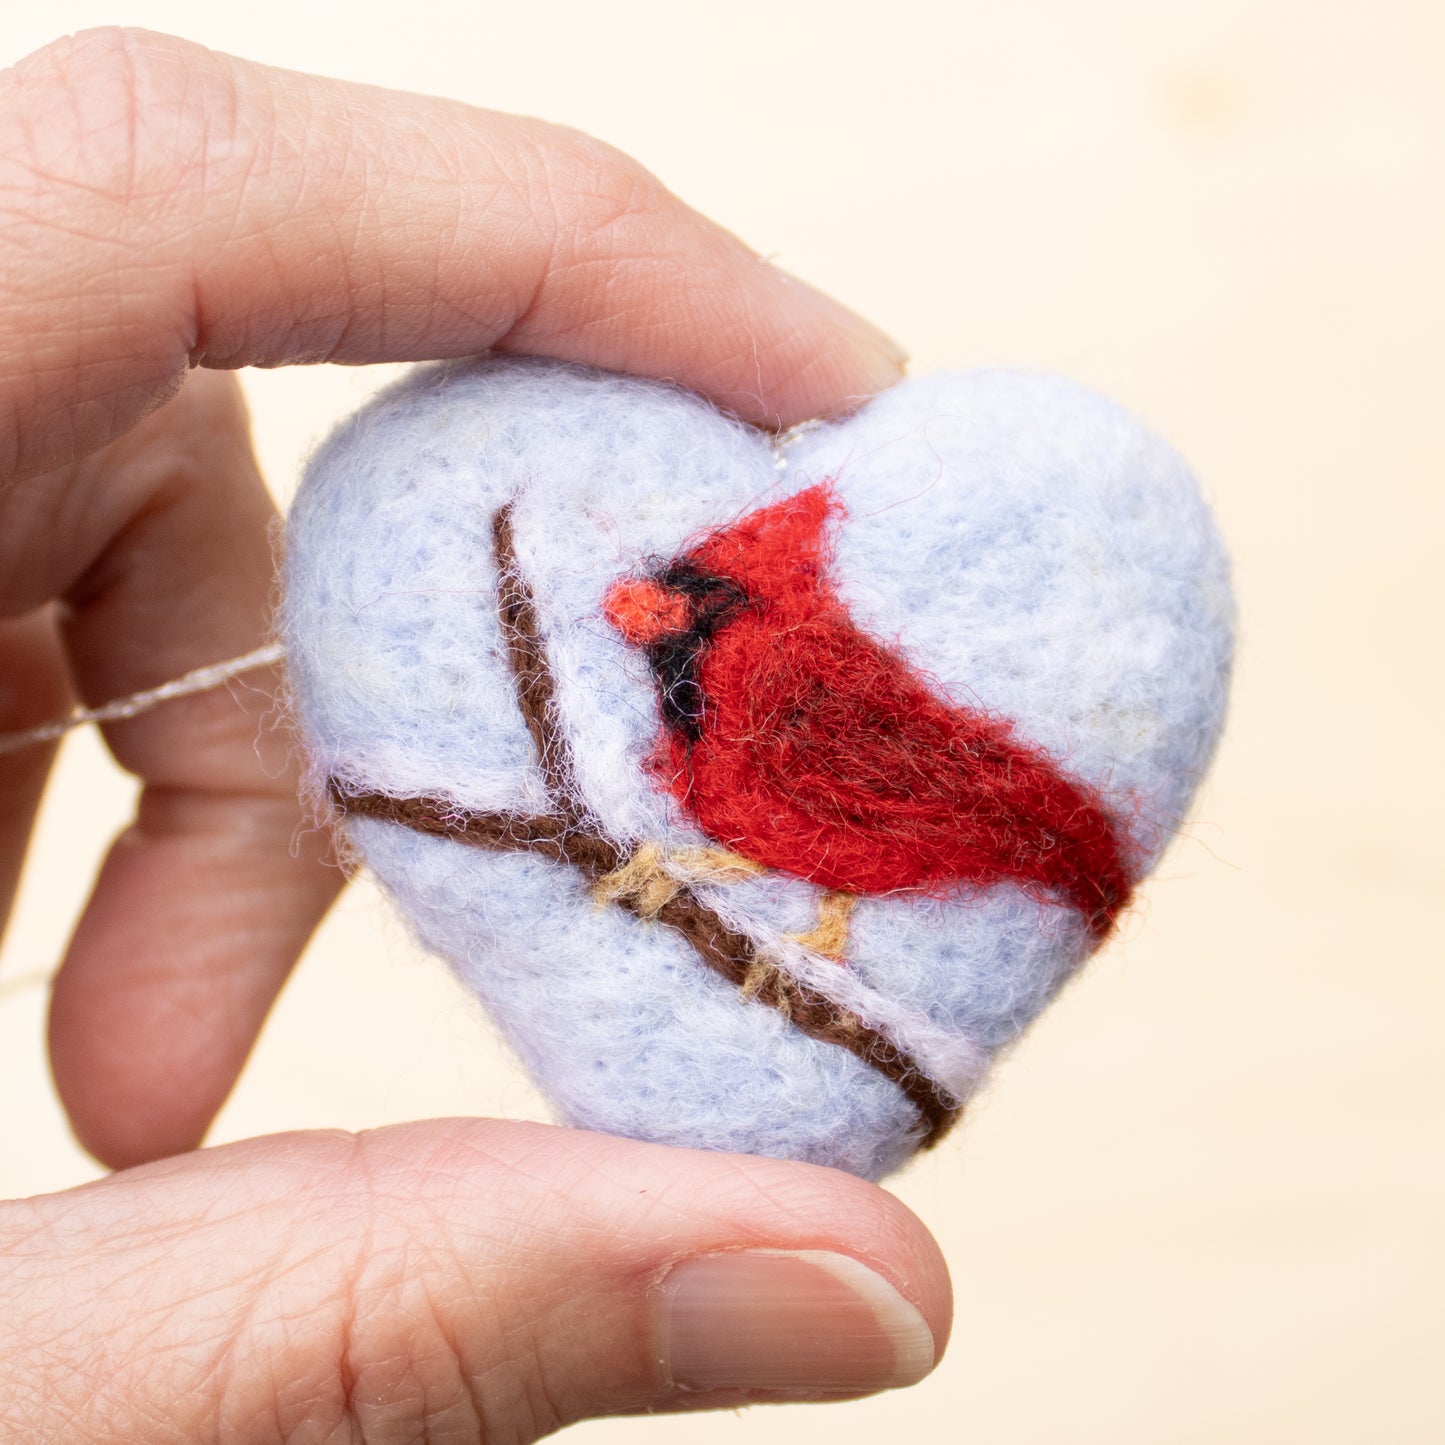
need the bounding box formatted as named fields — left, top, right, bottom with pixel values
left=492, top=504, right=587, bottom=821
left=644, top=890, right=960, bottom=1140
left=329, top=505, right=961, bottom=1148
left=326, top=785, right=619, bottom=875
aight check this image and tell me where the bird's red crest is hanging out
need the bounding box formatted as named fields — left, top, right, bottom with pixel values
left=684, top=482, right=843, bottom=620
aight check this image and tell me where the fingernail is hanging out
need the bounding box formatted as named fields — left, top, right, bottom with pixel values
left=658, top=1249, right=936, bottom=1394
left=771, top=266, right=910, bottom=377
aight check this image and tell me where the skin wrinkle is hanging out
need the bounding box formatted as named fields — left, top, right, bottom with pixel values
left=540, top=1133, right=900, bottom=1280
left=560, top=168, right=666, bottom=265
left=130, top=787, right=314, bottom=842
left=243, top=87, right=361, bottom=368
left=330, top=1232, right=410, bottom=1443
left=2, top=37, right=238, bottom=447
left=363, top=1140, right=579, bottom=1443
left=336, top=1149, right=530, bottom=1445
left=26, top=1248, right=217, bottom=1436
left=207, top=1219, right=319, bottom=1443
left=288, top=98, right=438, bottom=368
left=495, top=132, right=712, bottom=371
left=716, top=309, right=814, bottom=429
left=436, top=139, right=545, bottom=338
left=490, top=1268, right=610, bottom=1442
left=0, top=46, right=122, bottom=205
left=57, top=470, right=178, bottom=618
left=39, top=387, right=280, bottom=693
left=113, top=29, right=141, bottom=211
left=488, top=140, right=598, bottom=361
left=193, top=1136, right=367, bottom=1442
left=212, top=68, right=336, bottom=361
left=386, top=1125, right=613, bottom=1229
left=518, top=1358, right=568, bottom=1443
left=4, top=39, right=192, bottom=314
left=413, top=1273, right=501, bottom=1443
left=651, top=1161, right=813, bottom=1243
left=445, top=1140, right=573, bottom=1211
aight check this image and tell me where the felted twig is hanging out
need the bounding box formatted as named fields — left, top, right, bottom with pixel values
left=492, top=505, right=590, bottom=821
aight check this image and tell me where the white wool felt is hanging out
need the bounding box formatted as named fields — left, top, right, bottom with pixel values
left=282, top=357, right=1233, bottom=1181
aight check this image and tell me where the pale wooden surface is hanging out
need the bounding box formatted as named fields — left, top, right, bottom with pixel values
left=2, top=2, right=1440, bottom=1440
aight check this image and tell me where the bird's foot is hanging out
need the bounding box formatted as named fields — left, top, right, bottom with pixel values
left=785, top=889, right=858, bottom=962
left=738, top=956, right=794, bottom=1019
left=593, top=842, right=765, bottom=918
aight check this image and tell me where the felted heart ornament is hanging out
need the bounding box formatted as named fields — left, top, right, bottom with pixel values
left=281, top=358, right=1233, bottom=1181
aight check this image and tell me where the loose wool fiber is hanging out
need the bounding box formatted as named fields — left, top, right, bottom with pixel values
left=282, top=358, right=1234, bottom=1181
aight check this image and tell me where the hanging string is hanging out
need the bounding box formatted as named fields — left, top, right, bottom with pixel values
left=0, top=643, right=285, bottom=758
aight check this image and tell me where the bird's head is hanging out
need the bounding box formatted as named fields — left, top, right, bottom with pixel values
left=603, top=562, right=748, bottom=649
left=603, top=563, right=749, bottom=743
left=602, top=483, right=842, bottom=741
left=604, top=482, right=841, bottom=647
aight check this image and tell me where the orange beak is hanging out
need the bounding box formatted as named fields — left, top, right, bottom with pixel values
left=603, top=577, right=692, bottom=646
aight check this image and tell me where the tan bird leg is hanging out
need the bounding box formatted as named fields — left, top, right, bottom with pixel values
left=595, top=848, right=857, bottom=963
left=786, top=889, right=858, bottom=961
left=593, top=842, right=765, bottom=917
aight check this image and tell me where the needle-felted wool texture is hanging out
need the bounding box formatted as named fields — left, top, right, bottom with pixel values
left=281, top=357, right=1234, bottom=1182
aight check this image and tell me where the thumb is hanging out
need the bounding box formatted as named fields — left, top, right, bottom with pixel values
left=1, top=1120, right=950, bottom=1441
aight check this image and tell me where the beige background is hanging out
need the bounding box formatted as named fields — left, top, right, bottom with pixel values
left=2, top=2, right=1440, bottom=1440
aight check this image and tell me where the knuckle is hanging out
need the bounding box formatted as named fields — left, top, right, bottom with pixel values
left=246, top=1132, right=507, bottom=1445
left=0, top=28, right=225, bottom=218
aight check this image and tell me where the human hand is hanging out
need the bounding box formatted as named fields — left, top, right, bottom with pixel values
left=0, top=27, right=947, bottom=1440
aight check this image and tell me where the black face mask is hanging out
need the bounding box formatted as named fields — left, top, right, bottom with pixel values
left=639, top=560, right=751, bottom=741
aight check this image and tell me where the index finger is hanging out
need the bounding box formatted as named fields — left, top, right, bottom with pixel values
left=0, top=26, right=906, bottom=483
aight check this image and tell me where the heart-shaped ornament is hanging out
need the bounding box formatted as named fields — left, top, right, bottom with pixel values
left=282, top=358, right=1233, bottom=1181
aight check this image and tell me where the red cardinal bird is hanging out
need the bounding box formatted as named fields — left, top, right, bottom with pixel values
left=604, top=483, right=1135, bottom=939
